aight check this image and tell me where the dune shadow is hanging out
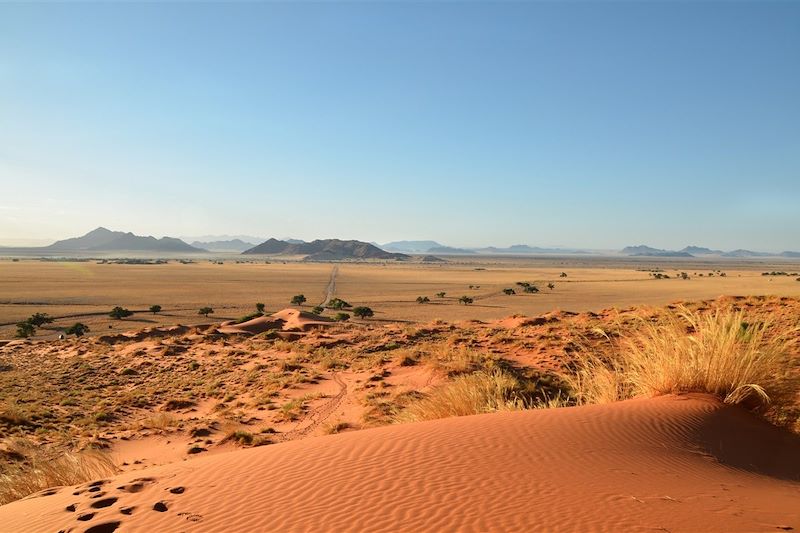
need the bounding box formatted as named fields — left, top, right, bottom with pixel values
left=693, top=404, right=800, bottom=482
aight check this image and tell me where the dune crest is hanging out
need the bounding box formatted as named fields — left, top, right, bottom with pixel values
left=2, top=394, right=798, bottom=533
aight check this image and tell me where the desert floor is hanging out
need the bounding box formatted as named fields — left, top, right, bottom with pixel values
left=2, top=256, right=799, bottom=339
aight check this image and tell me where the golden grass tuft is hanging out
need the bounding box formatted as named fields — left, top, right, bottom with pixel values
left=563, top=307, right=797, bottom=409
left=0, top=439, right=118, bottom=505
left=396, top=369, right=526, bottom=423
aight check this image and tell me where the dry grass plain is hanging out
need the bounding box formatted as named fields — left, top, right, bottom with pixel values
left=2, top=256, right=800, bottom=339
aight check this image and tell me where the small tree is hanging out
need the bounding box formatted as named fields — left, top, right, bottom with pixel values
left=291, top=294, right=307, bottom=305
left=679, top=272, right=690, bottom=280
left=66, top=323, right=90, bottom=337
left=547, top=282, right=555, bottom=290
left=559, top=272, right=568, bottom=278
left=198, top=307, right=214, bottom=317
left=458, top=296, right=474, bottom=305
left=416, top=296, right=430, bottom=304
left=502, top=288, right=515, bottom=295
left=27, top=313, right=53, bottom=327
left=109, top=307, right=133, bottom=320
left=149, top=305, right=162, bottom=315
left=353, top=306, right=374, bottom=319
left=327, top=298, right=351, bottom=310
left=311, top=306, right=324, bottom=315
left=16, top=321, right=35, bottom=338
left=436, top=292, right=446, bottom=298
left=524, top=285, right=539, bottom=293
left=334, top=312, right=350, bottom=322
left=256, top=302, right=265, bottom=314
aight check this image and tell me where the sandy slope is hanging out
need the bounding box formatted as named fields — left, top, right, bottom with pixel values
left=1, top=395, right=798, bottom=533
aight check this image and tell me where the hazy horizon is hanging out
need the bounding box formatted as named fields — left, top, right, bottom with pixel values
left=2, top=2, right=799, bottom=251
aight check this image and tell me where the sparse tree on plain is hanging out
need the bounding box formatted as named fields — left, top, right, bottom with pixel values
left=502, top=288, right=515, bottom=295
left=436, top=292, right=446, bottom=298
left=198, top=307, right=214, bottom=317
left=15, top=322, right=35, bottom=338
left=66, top=323, right=90, bottom=337
left=459, top=296, right=474, bottom=305
left=327, top=298, right=351, bottom=310
left=353, top=306, right=374, bottom=319
left=416, top=296, right=430, bottom=304
left=560, top=272, right=568, bottom=278
left=27, top=313, right=53, bottom=327
left=547, top=282, right=555, bottom=290
left=149, top=305, right=162, bottom=315
left=291, top=294, right=307, bottom=305
left=334, top=312, right=351, bottom=322
left=109, top=307, right=133, bottom=320
left=256, top=302, right=265, bottom=313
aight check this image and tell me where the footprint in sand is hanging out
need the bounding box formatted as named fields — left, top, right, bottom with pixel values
left=153, top=501, right=169, bottom=512
left=90, top=497, right=118, bottom=509
left=84, top=522, right=121, bottom=533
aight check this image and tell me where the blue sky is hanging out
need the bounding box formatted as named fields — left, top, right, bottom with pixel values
left=1, top=2, right=798, bottom=250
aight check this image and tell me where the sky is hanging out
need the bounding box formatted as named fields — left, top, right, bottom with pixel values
left=1, top=2, right=799, bottom=251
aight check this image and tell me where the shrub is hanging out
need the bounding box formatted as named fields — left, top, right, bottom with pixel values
left=311, top=306, right=324, bottom=315
left=235, top=312, right=262, bottom=324
left=502, top=288, right=515, bottom=295
left=396, top=370, right=525, bottom=423
left=458, top=296, right=474, bottom=305
left=109, top=307, right=133, bottom=320
left=256, top=302, right=265, bottom=313
left=353, top=306, right=374, bottom=319
left=66, top=323, right=90, bottom=337
left=416, top=296, right=430, bottom=304
left=436, top=292, right=446, bottom=298
left=334, top=312, right=351, bottom=322
left=15, top=322, right=35, bottom=338
left=562, top=307, right=797, bottom=409
left=327, top=298, right=351, bottom=310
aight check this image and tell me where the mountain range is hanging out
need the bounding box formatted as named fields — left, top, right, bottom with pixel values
left=46, top=227, right=203, bottom=252
left=242, top=239, right=408, bottom=261
left=621, top=245, right=800, bottom=258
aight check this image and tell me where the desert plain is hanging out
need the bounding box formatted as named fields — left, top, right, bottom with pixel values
left=0, top=255, right=799, bottom=532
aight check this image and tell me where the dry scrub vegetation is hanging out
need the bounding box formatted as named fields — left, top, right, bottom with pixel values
left=0, top=295, right=798, bottom=505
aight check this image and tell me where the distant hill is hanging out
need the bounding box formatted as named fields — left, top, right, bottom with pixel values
left=721, top=249, right=773, bottom=258
left=180, top=234, right=264, bottom=245
left=680, top=246, right=723, bottom=255
left=427, top=246, right=476, bottom=255
left=381, top=241, right=443, bottom=253
left=476, top=244, right=586, bottom=255
left=242, top=239, right=408, bottom=261
left=190, top=239, right=253, bottom=252
left=46, top=227, right=204, bottom=252
left=621, top=245, right=693, bottom=257
left=780, top=251, right=800, bottom=258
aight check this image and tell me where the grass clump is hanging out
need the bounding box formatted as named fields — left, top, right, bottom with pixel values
left=0, top=440, right=117, bottom=505
left=396, top=369, right=526, bottom=423
left=563, top=307, right=797, bottom=409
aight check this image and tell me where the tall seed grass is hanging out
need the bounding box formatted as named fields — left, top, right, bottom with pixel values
left=563, top=307, right=797, bottom=408
left=0, top=440, right=118, bottom=505
left=396, top=370, right=526, bottom=423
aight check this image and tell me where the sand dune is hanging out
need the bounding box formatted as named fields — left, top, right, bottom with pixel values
left=2, top=394, right=798, bottom=533
left=217, top=308, right=334, bottom=335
